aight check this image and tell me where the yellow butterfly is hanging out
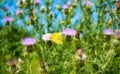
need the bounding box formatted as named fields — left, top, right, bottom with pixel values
left=50, top=32, right=63, bottom=44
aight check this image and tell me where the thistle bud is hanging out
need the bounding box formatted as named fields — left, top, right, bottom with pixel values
left=56, top=5, right=62, bottom=11
left=112, top=39, right=120, bottom=46
left=72, top=2, right=77, bottom=8
left=48, top=11, right=53, bottom=19
left=40, top=6, right=45, bottom=13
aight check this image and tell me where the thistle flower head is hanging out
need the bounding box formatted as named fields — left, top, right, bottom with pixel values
left=16, top=8, right=23, bottom=15
left=34, top=0, right=41, bottom=5
left=62, top=28, right=77, bottom=36
left=77, top=48, right=86, bottom=61
left=62, top=4, right=69, bottom=9
left=103, top=29, right=113, bottom=35
left=77, top=48, right=83, bottom=56
left=82, top=53, right=86, bottom=61
left=5, top=16, right=13, bottom=22
left=84, top=0, right=94, bottom=7
left=22, top=37, right=36, bottom=46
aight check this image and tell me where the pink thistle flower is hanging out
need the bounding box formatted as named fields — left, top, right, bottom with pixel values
left=62, top=4, right=69, bottom=9
left=34, top=0, right=41, bottom=5
left=103, top=29, right=113, bottom=35
left=62, top=28, right=77, bottom=36
left=5, top=16, right=13, bottom=22
left=22, top=37, right=36, bottom=46
left=16, top=8, right=23, bottom=15
left=84, top=0, right=94, bottom=7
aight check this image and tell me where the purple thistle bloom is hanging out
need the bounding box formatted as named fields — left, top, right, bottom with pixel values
left=62, top=28, right=77, bottom=36
left=103, top=29, right=113, bottom=35
left=62, top=4, right=69, bottom=9
left=16, top=8, right=23, bottom=15
left=22, top=37, right=36, bottom=46
left=5, top=16, right=13, bottom=22
left=34, top=0, right=41, bottom=5
left=84, top=0, right=94, bottom=7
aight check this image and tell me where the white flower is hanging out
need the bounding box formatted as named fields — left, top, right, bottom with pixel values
left=42, top=33, right=51, bottom=42
left=82, top=53, right=86, bottom=61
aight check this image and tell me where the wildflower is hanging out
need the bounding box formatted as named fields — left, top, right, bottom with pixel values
left=85, top=0, right=94, bottom=7
left=81, top=53, right=86, bottom=61
left=115, top=30, right=120, bottom=39
left=62, top=28, right=77, bottom=36
left=17, top=58, right=22, bottom=63
left=22, top=37, right=36, bottom=46
left=40, top=61, right=48, bottom=73
left=75, top=31, right=80, bottom=38
left=34, top=0, right=41, bottom=5
left=42, top=33, right=51, bottom=42
left=116, top=1, right=120, bottom=10
left=77, top=48, right=83, bottom=56
left=77, top=48, right=86, bottom=61
left=50, top=32, right=63, bottom=44
left=7, top=58, right=16, bottom=67
left=16, top=8, right=23, bottom=15
left=62, top=4, right=69, bottom=9
left=5, top=16, right=13, bottom=22
left=103, top=29, right=113, bottom=35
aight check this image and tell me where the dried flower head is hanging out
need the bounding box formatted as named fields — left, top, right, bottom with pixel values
left=42, top=33, right=51, bottom=42
left=77, top=48, right=86, bottom=61
left=77, top=48, right=83, bottom=56
left=115, top=30, right=120, bottom=39
left=62, top=28, right=77, bottom=36
left=22, top=37, right=36, bottom=46
left=7, top=58, right=16, bottom=67
left=103, top=29, right=113, bottom=35
left=116, top=1, right=120, bottom=10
